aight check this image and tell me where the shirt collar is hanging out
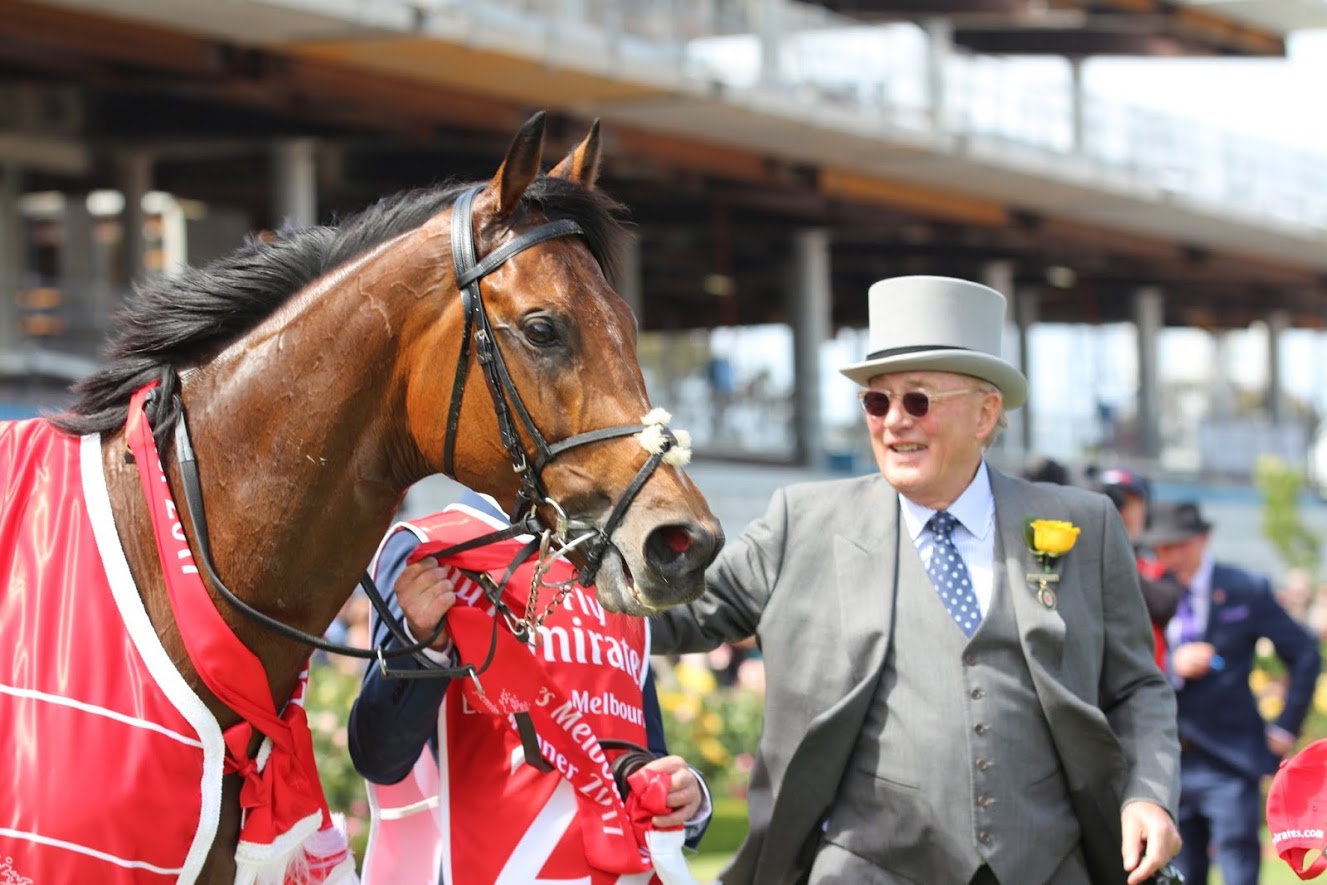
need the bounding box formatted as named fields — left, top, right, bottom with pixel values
left=900, top=459, right=995, bottom=542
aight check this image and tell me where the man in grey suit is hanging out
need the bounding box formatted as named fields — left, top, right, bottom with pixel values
left=651, top=276, right=1183, bottom=884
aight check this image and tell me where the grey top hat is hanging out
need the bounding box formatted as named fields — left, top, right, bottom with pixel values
left=1140, top=500, right=1214, bottom=547
left=839, top=275, right=1028, bottom=410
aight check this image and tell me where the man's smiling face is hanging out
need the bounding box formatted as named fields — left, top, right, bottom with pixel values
left=864, top=370, right=1002, bottom=510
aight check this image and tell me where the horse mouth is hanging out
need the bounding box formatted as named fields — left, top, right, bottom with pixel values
left=625, top=570, right=658, bottom=615
left=618, top=555, right=642, bottom=606
left=588, top=548, right=657, bottom=616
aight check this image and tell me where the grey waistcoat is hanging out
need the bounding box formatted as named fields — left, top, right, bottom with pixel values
left=818, top=521, right=1082, bottom=884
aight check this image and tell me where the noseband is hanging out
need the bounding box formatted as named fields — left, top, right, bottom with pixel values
left=164, top=185, right=686, bottom=682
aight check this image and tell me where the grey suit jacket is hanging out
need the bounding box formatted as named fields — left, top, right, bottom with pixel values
left=651, top=466, right=1180, bottom=885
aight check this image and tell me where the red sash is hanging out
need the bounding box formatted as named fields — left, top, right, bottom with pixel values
left=399, top=509, right=661, bottom=884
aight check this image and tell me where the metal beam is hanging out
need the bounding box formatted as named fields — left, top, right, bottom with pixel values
left=954, top=28, right=1191, bottom=55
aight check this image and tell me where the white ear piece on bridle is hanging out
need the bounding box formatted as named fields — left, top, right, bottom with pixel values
left=665, top=429, right=693, bottom=467
left=637, top=409, right=692, bottom=467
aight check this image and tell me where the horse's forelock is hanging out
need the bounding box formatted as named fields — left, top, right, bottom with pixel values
left=521, top=176, right=631, bottom=285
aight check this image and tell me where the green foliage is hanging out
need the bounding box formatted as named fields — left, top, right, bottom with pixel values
left=655, top=656, right=765, bottom=801
left=1254, top=455, right=1321, bottom=580
left=306, top=662, right=370, bottom=863
left=701, top=797, right=752, bottom=854
left=688, top=798, right=750, bottom=880
left=1291, top=643, right=1327, bottom=747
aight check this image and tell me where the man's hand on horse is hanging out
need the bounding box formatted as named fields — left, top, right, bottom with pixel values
left=396, top=557, right=457, bottom=650
left=642, top=755, right=703, bottom=827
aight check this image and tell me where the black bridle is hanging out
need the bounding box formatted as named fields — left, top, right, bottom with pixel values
left=441, top=186, right=680, bottom=586
left=163, top=184, right=686, bottom=687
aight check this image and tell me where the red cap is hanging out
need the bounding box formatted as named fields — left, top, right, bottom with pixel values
left=1267, top=739, right=1327, bottom=879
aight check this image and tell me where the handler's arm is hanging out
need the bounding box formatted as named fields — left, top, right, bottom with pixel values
left=347, top=530, right=451, bottom=786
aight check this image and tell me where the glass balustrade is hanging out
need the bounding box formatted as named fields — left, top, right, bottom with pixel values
left=416, top=0, right=1325, bottom=232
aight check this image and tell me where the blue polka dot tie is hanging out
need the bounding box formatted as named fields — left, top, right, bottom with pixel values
left=927, top=510, right=982, bottom=638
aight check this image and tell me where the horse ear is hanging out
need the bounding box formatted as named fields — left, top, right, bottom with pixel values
left=484, top=111, right=547, bottom=218
left=548, top=118, right=602, bottom=189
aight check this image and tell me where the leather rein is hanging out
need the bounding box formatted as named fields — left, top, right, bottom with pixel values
left=160, top=185, right=685, bottom=685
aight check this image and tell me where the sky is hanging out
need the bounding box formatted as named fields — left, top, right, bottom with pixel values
left=1086, top=29, right=1327, bottom=153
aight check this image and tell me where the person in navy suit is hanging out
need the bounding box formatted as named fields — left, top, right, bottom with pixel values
left=1146, top=500, right=1321, bottom=885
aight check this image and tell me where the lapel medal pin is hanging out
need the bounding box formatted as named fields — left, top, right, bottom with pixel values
left=1027, top=572, right=1059, bottom=609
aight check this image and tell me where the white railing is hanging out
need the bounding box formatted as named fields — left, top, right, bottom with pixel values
left=421, top=0, right=1327, bottom=233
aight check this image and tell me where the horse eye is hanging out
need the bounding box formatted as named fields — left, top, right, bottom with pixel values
left=523, top=316, right=560, bottom=347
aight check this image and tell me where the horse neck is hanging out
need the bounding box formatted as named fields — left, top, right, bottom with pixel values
left=177, top=229, right=456, bottom=690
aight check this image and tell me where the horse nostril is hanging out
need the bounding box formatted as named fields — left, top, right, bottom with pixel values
left=659, top=525, right=693, bottom=554
left=645, top=523, right=723, bottom=578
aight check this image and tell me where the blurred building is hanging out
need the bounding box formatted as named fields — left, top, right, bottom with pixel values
left=1, top=0, right=1325, bottom=476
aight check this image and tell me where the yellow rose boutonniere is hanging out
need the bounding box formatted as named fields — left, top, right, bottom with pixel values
left=1023, top=518, right=1081, bottom=609
left=1029, top=519, right=1080, bottom=563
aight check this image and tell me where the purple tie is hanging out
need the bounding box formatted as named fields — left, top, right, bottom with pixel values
left=1176, top=586, right=1200, bottom=644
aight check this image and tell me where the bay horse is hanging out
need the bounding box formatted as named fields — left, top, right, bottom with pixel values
left=0, top=113, right=722, bottom=883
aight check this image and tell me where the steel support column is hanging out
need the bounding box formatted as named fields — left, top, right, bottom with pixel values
left=616, top=233, right=643, bottom=324
left=271, top=138, right=318, bottom=230
left=1069, top=57, right=1086, bottom=155
left=1267, top=310, right=1288, bottom=424
left=0, top=166, right=20, bottom=355
left=757, top=0, right=785, bottom=90
left=981, top=261, right=1022, bottom=455
left=925, top=18, right=954, bottom=131
left=1134, top=286, right=1163, bottom=461
left=115, top=150, right=152, bottom=289
left=791, top=228, right=830, bottom=468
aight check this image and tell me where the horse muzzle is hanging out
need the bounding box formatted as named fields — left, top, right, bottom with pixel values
left=576, top=518, right=722, bottom=615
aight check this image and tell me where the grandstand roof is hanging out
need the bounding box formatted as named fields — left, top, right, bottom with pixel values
left=807, top=0, right=1311, bottom=56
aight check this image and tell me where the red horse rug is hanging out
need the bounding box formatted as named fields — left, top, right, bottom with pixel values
left=0, top=419, right=352, bottom=884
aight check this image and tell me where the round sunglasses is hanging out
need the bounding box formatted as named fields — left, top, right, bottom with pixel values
left=859, top=387, right=984, bottom=419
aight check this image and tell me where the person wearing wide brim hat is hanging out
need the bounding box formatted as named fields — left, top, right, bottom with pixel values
left=1144, top=496, right=1320, bottom=885
left=1138, top=500, right=1213, bottom=549
left=649, top=274, right=1183, bottom=884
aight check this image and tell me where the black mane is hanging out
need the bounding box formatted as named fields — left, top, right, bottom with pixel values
left=49, top=176, right=628, bottom=445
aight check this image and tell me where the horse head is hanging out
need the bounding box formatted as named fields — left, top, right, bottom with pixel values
left=405, top=113, right=723, bottom=615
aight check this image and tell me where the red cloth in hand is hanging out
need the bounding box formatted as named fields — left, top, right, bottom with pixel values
left=626, top=767, right=684, bottom=847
